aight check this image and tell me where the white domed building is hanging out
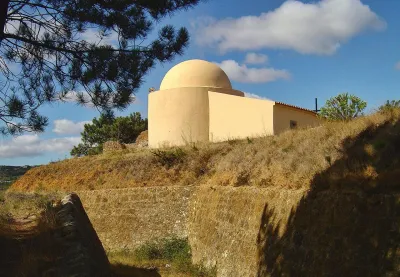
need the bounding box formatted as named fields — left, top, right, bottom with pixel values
left=148, top=59, right=320, bottom=148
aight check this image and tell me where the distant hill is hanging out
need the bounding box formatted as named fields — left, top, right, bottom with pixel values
left=0, top=165, right=38, bottom=190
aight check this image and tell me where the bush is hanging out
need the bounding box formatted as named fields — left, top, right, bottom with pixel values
left=134, top=240, right=163, bottom=261
left=319, top=92, right=367, bottom=121
left=151, top=148, right=186, bottom=168
left=71, top=112, right=147, bottom=157
left=161, top=237, right=191, bottom=261
left=133, top=237, right=216, bottom=277
left=134, top=237, right=189, bottom=262
left=378, top=100, right=400, bottom=114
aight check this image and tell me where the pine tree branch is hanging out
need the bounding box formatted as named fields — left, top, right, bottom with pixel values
left=0, top=0, right=11, bottom=41
left=4, top=32, right=151, bottom=54
left=10, top=0, right=63, bottom=13
left=0, top=116, right=36, bottom=133
left=1, top=0, right=200, bottom=135
left=7, top=1, right=26, bottom=18
left=8, top=14, right=61, bottom=33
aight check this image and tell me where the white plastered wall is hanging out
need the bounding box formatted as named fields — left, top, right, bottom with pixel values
left=148, top=87, right=210, bottom=148
left=273, top=104, right=320, bottom=135
left=208, top=91, right=275, bottom=142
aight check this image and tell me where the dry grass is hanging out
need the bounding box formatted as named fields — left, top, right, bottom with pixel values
left=109, top=253, right=211, bottom=277
left=9, top=110, right=400, bottom=192
left=0, top=191, right=61, bottom=227
left=109, top=251, right=191, bottom=277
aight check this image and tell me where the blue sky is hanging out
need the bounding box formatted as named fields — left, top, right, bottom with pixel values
left=1, top=0, right=400, bottom=166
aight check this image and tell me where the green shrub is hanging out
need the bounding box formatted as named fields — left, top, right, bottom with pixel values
left=71, top=112, right=147, bottom=157
left=378, top=100, right=400, bottom=114
left=134, top=237, right=189, bottom=261
left=151, top=148, right=186, bottom=168
left=160, top=237, right=191, bottom=261
left=319, top=92, right=367, bottom=121
left=134, top=240, right=162, bottom=261
left=133, top=237, right=216, bottom=277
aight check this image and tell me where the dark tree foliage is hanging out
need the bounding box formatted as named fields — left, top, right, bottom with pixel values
left=0, top=0, right=201, bottom=135
left=70, top=111, right=147, bottom=157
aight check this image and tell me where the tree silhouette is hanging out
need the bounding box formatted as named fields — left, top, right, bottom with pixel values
left=70, top=111, right=147, bottom=157
left=0, top=0, right=201, bottom=135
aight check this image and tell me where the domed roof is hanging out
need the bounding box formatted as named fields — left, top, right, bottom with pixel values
left=160, top=59, right=232, bottom=90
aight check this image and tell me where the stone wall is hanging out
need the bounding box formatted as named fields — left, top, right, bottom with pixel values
left=103, top=141, right=126, bottom=153
left=256, top=191, right=400, bottom=277
left=188, top=186, right=305, bottom=277
left=56, top=194, right=112, bottom=276
left=78, top=186, right=400, bottom=277
left=77, top=186, right=306, bottom=276
left=78, top=186, right=195, bottom=251
left=189, top=187, right=400, bottom=277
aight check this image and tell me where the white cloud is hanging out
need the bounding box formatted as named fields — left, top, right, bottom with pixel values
left=195, top=0, right=386, bottom=55
left=395, top=61, right=400, bottom=70
left=5, top=19, right=20, bottom=34
left=53, top=119, right=91, bottom=135
left=215, top=60, right=290, bottom=83
left=61, top=91, right=93, bottom=105
left=245, top=53, right=268, bottom=64
left=0, top=135, right=81, bottom=159
left=244, top=92, right=273, bottom=101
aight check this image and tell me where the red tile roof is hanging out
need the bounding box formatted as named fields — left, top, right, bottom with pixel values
left=275, top=101, right=317, bottom=114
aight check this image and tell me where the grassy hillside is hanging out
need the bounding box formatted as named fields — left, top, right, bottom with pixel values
left=10, top=110, right=400, bottom=193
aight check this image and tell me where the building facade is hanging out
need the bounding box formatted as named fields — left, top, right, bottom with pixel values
left=148, top=59, right=320, bottom=148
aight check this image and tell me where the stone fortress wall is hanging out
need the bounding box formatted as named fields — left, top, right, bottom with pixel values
left=78, top=186, right=400, bottom=277
left=78, top=186, right=195, bottom=251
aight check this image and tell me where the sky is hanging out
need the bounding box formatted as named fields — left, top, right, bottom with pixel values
left=1, top=0, right=400, bottom=166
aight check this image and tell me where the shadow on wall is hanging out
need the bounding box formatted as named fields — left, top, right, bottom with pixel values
left=0, top=194, right=112, bottom=277
left=0, top=225, right=61, bottom=277
left=257, top=117, right=400, bottom=277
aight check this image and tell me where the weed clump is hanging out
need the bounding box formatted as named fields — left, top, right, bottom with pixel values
left=131, top=237, right=216, bottom=276
left=151, top=148, right=186, bottom=168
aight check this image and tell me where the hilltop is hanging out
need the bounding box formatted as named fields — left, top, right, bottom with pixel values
left=6, top=109, right=400, bottom=277
left=10, top=110, right=400, bottom=193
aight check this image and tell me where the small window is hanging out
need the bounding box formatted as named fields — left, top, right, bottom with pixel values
left=290, top=120, right=298, bottom=129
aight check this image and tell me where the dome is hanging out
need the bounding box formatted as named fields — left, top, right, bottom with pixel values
left=160, top=59, right=232, bottom=90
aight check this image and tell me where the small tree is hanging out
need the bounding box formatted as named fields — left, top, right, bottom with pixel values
left=319, top=93, right=367, bottom=121
left=378, top=100, right=400, bottom=113
left=71, top=112, right=147, bottom=157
